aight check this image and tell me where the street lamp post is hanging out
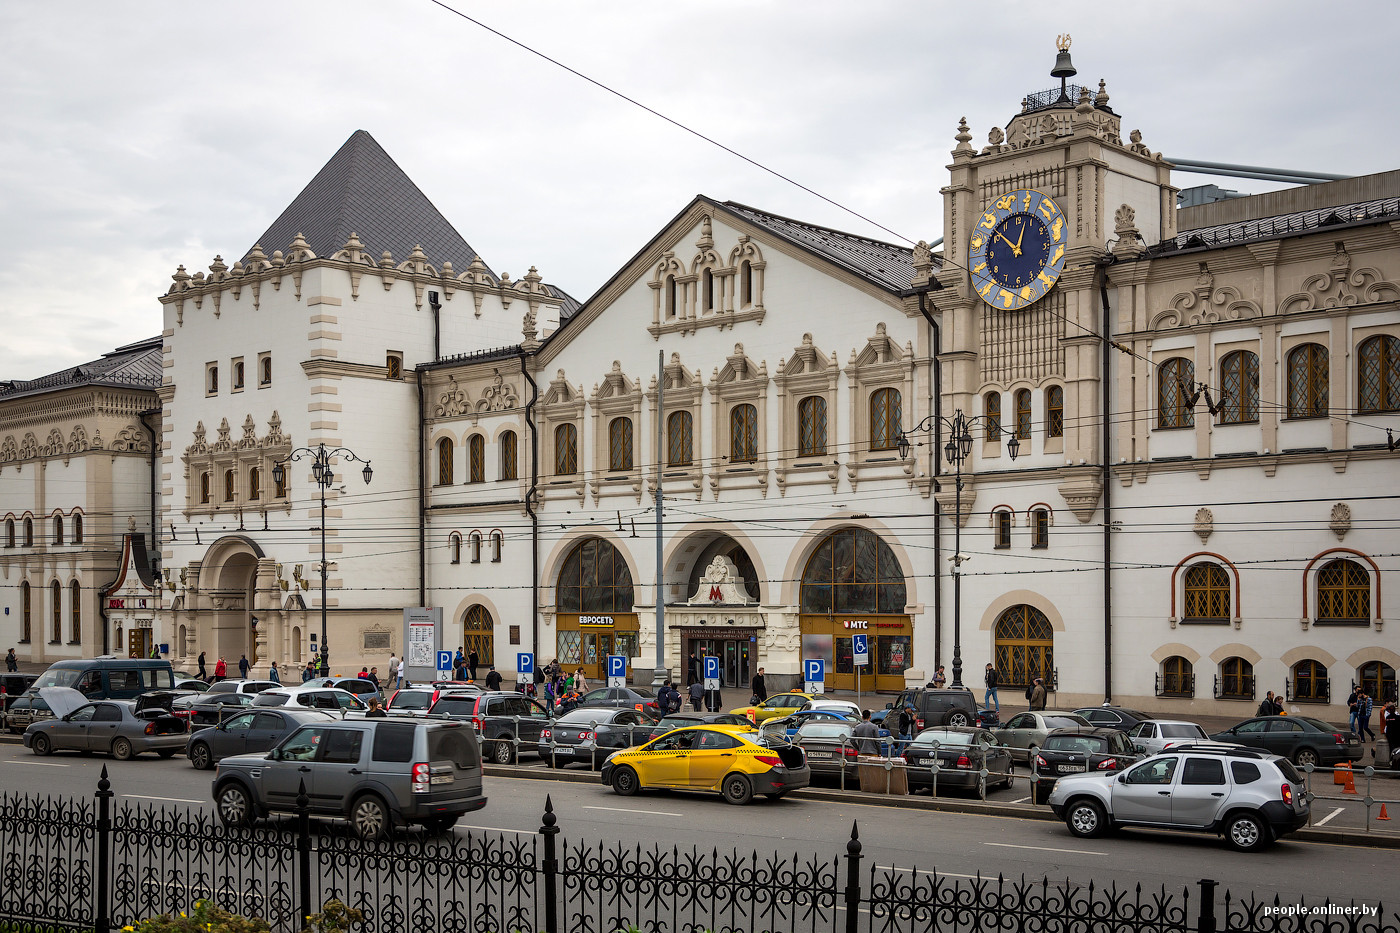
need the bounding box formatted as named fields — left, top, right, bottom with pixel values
left=897, top=410, right=1018, bottom=689
left=271, top=444, right=372, bottom=676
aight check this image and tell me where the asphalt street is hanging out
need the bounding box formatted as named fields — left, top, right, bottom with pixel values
left=0, top=743, right=1387, bottom=914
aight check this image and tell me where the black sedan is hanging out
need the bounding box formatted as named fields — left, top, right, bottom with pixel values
left=540, top=707, right=656, bottom=769
left=646, top=712, right=752, bottom=741
left=1031, top=727, right=1142, bottom=801
left=902, top=728, right=1014, bottom=793
left=574, top=686, right=663, bottom=720
left=1209, top=716, right=1363, bottom=767
left=186, top=708, right=336, bottom=770
left=174, top=691, right=257, bottom=726
left=1071, top=706, right=1155, bottom=731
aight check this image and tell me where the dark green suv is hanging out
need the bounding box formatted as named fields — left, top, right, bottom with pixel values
left=885, top=688, right=979, bottom=731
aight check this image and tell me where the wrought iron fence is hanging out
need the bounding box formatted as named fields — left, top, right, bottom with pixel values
left=0, top=769, right=1396, bottom=933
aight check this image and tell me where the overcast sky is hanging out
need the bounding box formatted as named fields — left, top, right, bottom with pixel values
left=2, top=1, right=1395, bottom=379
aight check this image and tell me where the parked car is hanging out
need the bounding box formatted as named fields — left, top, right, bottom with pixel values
left=600, top=724, right=809, bottom=804
left=303, top=677, right=384, bottom=703
left=575, top=686, right=663, bottom=719
left=729, top=692, right=817, bottom=724
left=1208, top=716, right=1363, bottom=767
left=1031, top=727, right=1143, bottom=801
left=188, top=707, right=337, bottom=770
left=1126, top=719, right=1211, bottom=755
left=175, top=679, right=210, bottom=692
left=31, top=658, right=175, bottom=700
left=791, top=720, right=863, bottom=777
left=25, top=687, right=188, bottom=760
left=4, top=693, right=54, bottom=733
left=902, top=727, right=1014, bottom=793
left=206, top=679, right=279, bottom=696
left=993, top=711, right=1093, bottom=763
left=758, top=709, right=860, bottom=743
left=1072, top=706, right=1155, bottom=731
left=0, top=673, right=39, bottom=710
left=807, top=698, right=863, bottom=718
left=541, top=707, right=656, bottom=769
left=1047, top=744, right=1310, bottom=852
left=175, top=691, right=258, bottom=726
left=251, top=685, right=368, bottom=712
left=882, top=688, right=979, bottom=731
left=427, top=691, right=550, bottom=764
left=212, top=718, right=486, bottom=838
left=647, top=712, right=753, bottom=741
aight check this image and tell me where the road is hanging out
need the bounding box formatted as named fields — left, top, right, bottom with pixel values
left=0, top=742, right=1388, bottom=914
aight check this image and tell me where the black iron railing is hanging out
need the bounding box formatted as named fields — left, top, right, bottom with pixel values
left=1155, top=671, right=1196, bottom=698
left=0, top=770, right=1395, bottom=933
left=1286, top=678, right=1331, bottom=704
left=1215, top=673, right=1256, bottom=701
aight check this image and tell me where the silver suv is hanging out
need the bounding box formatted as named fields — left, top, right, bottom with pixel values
left=212, top=718, right=485, bottom=838
left=1046, top=744, right=1308, bottom=852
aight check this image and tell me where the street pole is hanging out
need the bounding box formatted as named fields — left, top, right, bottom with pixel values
left=653, top=350, right=666, bottom=689
left=319, top=465, right=328, bottom=676
left=951, top=432, right=964, bottom=689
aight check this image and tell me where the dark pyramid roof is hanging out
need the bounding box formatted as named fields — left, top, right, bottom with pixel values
left=245, top=130, right=495, bottom=277
left=0, top=336, right=163, bottom=400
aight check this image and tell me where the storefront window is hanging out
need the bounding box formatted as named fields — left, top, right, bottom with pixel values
left=879, top=636, right=911, bottom=675
left=558, top=538, right=634, bottom=612
left=800, top=527, right=905, bottom=614
left=613, top=632, right=639, bottom=659
left=557, top=630, right=581, bottom=665
left=801, top=633, right=833, bottom=669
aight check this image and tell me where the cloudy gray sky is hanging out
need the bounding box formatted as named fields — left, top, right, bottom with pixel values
left=2, top=1, right=1395, bottom=379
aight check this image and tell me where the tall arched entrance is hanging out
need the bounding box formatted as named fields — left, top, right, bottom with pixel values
left=677, top=535, right=761, bottom=690
left=199, top=536, right=265, bottom=667
left=553, top=537, right=638, bottom=681
left=993, top=605, right=1054, bottom=688
left=799, top=527, right=910, bottom=691
left=462, top=605, right=495, bottom=671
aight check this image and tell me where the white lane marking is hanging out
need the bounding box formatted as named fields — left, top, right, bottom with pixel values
left=123, top=794, right=203, bottom=804
left=875, top=865, right=982, bottom=880
left=1314, top=807, right=1345, bottom=826
left=7, top=761, right=70, bottom=767
left=1010, top=796, right=1030, bottom=804
left=582, top=805, right=684, bottom=817
left=984, top=842, right=1105, bottom=856
left=457, top=824, right=529, bottom=835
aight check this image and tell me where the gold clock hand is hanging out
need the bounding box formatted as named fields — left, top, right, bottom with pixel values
left=994, top=229, right=1019, bottom=254
left=1014, top=219, right=1026, bottom=253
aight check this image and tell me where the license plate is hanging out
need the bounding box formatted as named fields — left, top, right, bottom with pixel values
left=806, top=751, right=833, bottom=759
left=431, top=774, right=454, bottom=785
left=1349, top=738, right=1359, bottom=745
left=1058, top=764, right=1086, bottom=773
left=912, top=758, right=932, bottom=766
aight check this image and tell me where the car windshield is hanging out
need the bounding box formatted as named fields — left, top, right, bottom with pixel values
left=912, top=732, right=973, bottom=747
left=797, top=722, right=854, bottom=738
left=32, top=669, right=80, bottom=689
left=1161, top=724, right=1205, bottom=738
left=1045, top=735, right=1108, bottom=753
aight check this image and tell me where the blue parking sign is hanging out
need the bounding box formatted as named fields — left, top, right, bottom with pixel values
left=804, top=659, right=825, bottom=682
left=703, top=656, right=721, bottom=680
left=436, top=650, right=453, bottom=675
left=607, top=656, right=627, bottom=679
left=517, top=653, right=534, bottom=675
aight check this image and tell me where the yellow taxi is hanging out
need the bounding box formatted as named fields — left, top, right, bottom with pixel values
left=729, top=691, right=816, bottom=724
left=599, top=724, right=811, bottom=805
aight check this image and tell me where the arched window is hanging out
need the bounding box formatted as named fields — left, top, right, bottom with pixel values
left=20, top=581, right=30, bottom=642
left=1287, top=343, right=1328, bottom=418
left=1219, top=657, right=1254, bottom=700
left=500, top=431, right=518, bottom=481
left=984, top=391, right=1001, bottom=437
left=233, top=361, right=245, bottom=390
left=449, top=533, right=462, bottom=565
left=436, top=438, right=454, bottom=486
left=608, top=418, right=634, bottom=472
left=53, top=515, right=63, bottom=545
left=994, top=510, right=1012, bottom=549
left=50, top=580, right=62, bottom=644
left=70, top=580, right=81, bottom=644
left=207, top=366, right=219, bottom=394
left=1359, top=334, right=1400, bottom=413
left=702, top=268, right=714, bottom=312
left=72, top=513, right=83, bottom=544
left=557, top=537, right=635, bottom=612
left=740, top=261, right=753, bottom=306
left=1317, top=558, right=1369, bottom=623
left=1158, top=357, right=1195, bottom=428
left=665, top=275, right=677, bottom=318
left=1014, top=389, right=1032, bottom=439
left=1291, top=660, right=1328, bottom=703
left=1031, top=508, right=1049, bottom=549
left=468, top=436, right=485, bottom=484
left=870, top=388, right=901, bottom=451
left=1183, top=562, right=1230, bottom=622
left=667, top=411, right=693, bottom=467
left=200, top=473, right=211, bottom=504
left=993, top=605, right=1054, bottom=687
left=462, top=604, right=495, bottom=667
left=490, top=531, right=503, bottom=563
left=470, top=532, right=482, bottom=564
left=386, top=354, right=404, bottom=380
left=800, top=527, right=906, bottom=614
left=555, top=424, right=578, bottom=476
left=1359, top=661, right=1397, bottom=703
left=1219, top=350, right=1259, bottom=424
left=23, top=518, right=33, bottom=547
left=224, top=470, right=236, bottom=502
left=798, top=396, right=827, bottom=457
left=1160, top=656, right=1194, bottom=697
left=248, top=468, right=261, bottom=501
left=730, top=405, right=757, bottom=463
left=1045, top=385, right=1064, bottom=438
left=260, top=356, right=272, bottom=386
left=5, top=519, right=14, bottom=548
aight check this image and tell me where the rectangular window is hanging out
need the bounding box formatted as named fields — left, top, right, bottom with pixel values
left=258, top=352, right=272, bottom=387
left=386, top=353, right=404, bottom=380
left=995, top=511, right=1011, bottom=549
left=1031, top=509, right=1049, bottom=549
left=555, top=424, right=578, bottom=476
left=206, top=363, right=219, bottom=396
left=232, top=358, right=245, bottom=391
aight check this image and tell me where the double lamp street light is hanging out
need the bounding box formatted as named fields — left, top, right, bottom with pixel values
left=896, top=410, right=1019, bottom=690
left=272, top=444, right=373, bottom=675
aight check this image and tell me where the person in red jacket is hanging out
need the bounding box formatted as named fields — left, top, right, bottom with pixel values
left=213, top=656, right=228, bottom=682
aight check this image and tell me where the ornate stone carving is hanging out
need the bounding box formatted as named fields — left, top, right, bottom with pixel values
left=1278, top=244, right=1400, bottom=314
left=212, top=418, right=232, bottom=452
left=436, top=377, right=470, bottom=417
left=980, top=127, right=1005, bottom=155
left=478, top=369, right=518, bottom=412
left=1056, top=468, right=1103, bottom=523
left=264, top=411, right=286, bottom=447
left=239, top=414, right=259, bottom=449
left=1151, top=263, right=1263, bottom=329
left=1194, top=508, right=1214, bottom=544
left=1112, top=203, right=1145, bottom=259
left=686, top=556, right=758, bottom=606
left=66, top=426, right=88, bottom=454
left=0, top=436, right=16, bottom=462
left=188, top=421, right=207, bottom=455
left=1330, top=503, right=1352, bottom=540
left=953, top=117, right=973, bottom=154
left=112, top=426, right=148, bottom=453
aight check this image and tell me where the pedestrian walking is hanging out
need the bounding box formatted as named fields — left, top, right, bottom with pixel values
left=1028, top=677, right=1047, bottom=711
left=367, top=667, right=380, bottom=689
left=268, top=661, right=281, bottom=684
left=389, top=654, right=399, bottom=685
left=485, top=666, right=503, bottom=691
left=687, top=652, right=701, bottom=686
left=151, top=646, right=160, bottom=660
left=574, top=669, right=588, bottom=693
left=1347, top=687, right=1360, bottom=734
left=1358, top=691, right=1377, bottom=741
left=1257, top=691, right=1279, bottom=717
left=196, top=651, right=207, bottom=680
left=302, top=661, right=315, bottom=682
left=897, top=703, right=916, bottom=752
left=688, top=680, right=704, bottom=711
left=1382, top=701, right=1400, bottom=752
left=454, top=647, right=465, bottom=681
left=983, top=663, right=1000, bottom=711
left=238, top=654, right=250, bottom=679
left=396, top=658, right=406, bottom=689
left=854, top=709, right=881, bottom=756
left=5, top=648, right=17, bottom=672
left=752, top=667, right=767, bottom=703
left=213, top=656, right=227, bottom=682
left=468, top=648, right=480, bottom=682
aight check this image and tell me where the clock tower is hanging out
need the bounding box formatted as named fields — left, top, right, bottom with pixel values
left=931, top=37, right=1178, bottom=523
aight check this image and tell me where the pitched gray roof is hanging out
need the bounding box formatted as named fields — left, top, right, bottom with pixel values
left=719, top=200, right=919, bottom=292
left=1148, top=196, right=1400, bottom=257
left=0, top=337, right=163, bottom=400
left=244, top=130, right=494, bottom=276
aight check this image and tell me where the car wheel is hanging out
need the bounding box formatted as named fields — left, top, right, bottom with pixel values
left=611, top=766, right=641, bottom=797
left=1065, top=798, right=1107, bottom=838
left=721, top=773, right=753, bottom=806
left=1002, top=770, right=1015, bottom=790
left=947, top=712, right=970, bottom=727
left=1294, top=747, right=1319, bottom=768
left=190, top=742, right=213, bottom=771
left=1224, top=812, right=1271, bottom=852
left=111, top=738, right=135, bottom=761
left=157, top=749, right=177, bottom=759
left=491, top=739, right=515, bottom=765
left=350, top=794, right=392, bottom=841
left=31, top=733, right=51, bottom=756
left=216, top=783, right=254, bottom=827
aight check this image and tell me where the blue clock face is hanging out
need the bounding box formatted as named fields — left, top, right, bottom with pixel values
left=967, top=189, right=1068, bottom=310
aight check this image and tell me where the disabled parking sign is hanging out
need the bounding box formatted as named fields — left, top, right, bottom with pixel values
left=803, top=658, right=825, bottom=694
left=517, top=653, right=534, bottom=676
left=703, top=656, right=720, bottom=691
left=607, top=655, right=627, bottom=688
left=436, top=650, right=453, bottom=676
left=852, top=633, right=869, bottom=666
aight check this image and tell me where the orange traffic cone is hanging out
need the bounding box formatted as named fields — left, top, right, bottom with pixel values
left=1341, top=764, right=1358, bottom=796
left=1378, top=804, right=1391, bottom=821
left=1334, top=761, right=1350, bottom=785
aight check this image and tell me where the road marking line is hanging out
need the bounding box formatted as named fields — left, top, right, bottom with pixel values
left=1010, top=796, right=1030, bottom=804
left=123, top=794, right=203, bottom=804
left=9, top=761, right=70, bottom=767
left=1314, top=807, right=1345, bottom=826
left=582, top=805, right=684, bottom=817
left=875, top=865, right=982, bottom=880
left=457, top=824, right=528, bottom=835
left=984, top=842, right=1105, bottom=856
